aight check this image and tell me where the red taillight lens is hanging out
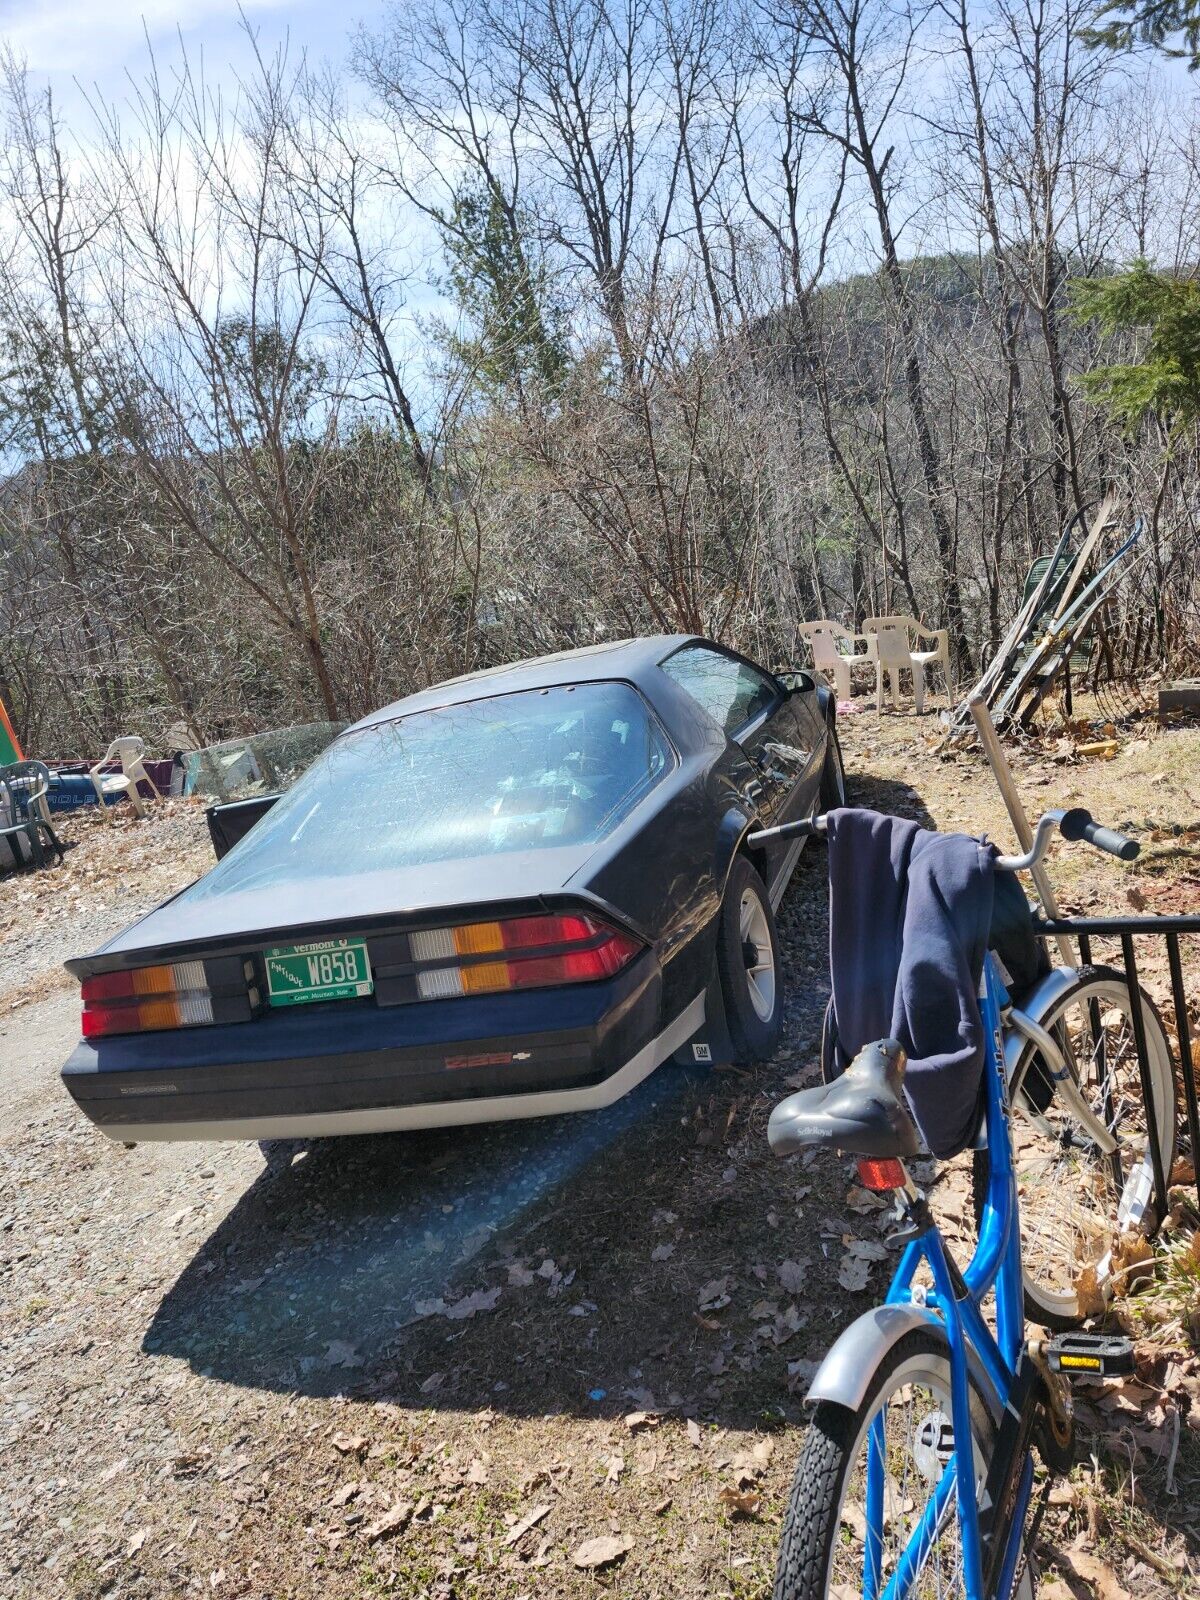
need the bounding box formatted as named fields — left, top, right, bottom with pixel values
left=411, top=913, right=644, bottom=999
left=81, top=961, right=214, bottom=1039
left=856, top=1157, right=907, bottom=1192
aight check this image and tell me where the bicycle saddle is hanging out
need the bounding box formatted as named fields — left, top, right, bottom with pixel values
left=768, top=1039, right=920, bottom=1161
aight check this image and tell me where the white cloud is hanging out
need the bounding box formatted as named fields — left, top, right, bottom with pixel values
left=0, top=1, right=298, bottom=77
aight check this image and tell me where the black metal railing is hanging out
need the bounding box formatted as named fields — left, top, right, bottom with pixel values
left=1033, top=914, right=1200, bottom=1225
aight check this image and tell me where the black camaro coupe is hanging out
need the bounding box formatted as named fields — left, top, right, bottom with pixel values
left=61, top=636, right=844, bottom=1142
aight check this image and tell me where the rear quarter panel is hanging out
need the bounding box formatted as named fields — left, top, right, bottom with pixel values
left=575, top=673, right=759, bottom=1023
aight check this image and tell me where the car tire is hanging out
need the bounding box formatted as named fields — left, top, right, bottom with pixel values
left=820, top=720, right=847, bottom=809
left=717, top=856, right=783, bottom=1062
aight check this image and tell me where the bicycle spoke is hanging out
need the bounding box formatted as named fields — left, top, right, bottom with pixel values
left=1012, top=980, right=1164, bottom=1311
left=831, top=1371, right=980, bottom=1599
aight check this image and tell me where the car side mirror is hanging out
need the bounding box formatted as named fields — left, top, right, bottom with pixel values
left=777, top=669, right=816, bottom=695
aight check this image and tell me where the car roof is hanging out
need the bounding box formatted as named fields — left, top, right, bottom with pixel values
left=348, top=634, right=700, bottom=730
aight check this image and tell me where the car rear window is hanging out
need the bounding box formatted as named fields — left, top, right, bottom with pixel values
left=180, top=681, right=672, bottom=896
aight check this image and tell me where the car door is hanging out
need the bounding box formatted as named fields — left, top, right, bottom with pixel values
left=659, top=643, right=798, bottom=886
left=767, top=668, right=827, bottom=823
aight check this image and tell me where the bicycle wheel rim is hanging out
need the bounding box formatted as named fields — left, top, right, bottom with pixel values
left=819, top=1348, right=1025, bottom=1599
left=1009, top=971, right=1176, bottom=1324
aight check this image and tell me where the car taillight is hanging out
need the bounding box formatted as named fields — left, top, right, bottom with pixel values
left=409, top=913, right=643, bottom=999
left=81, top=961, right=214, bottom=1038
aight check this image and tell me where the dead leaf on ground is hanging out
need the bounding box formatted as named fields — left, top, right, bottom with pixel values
left=717, top=1486, right=762, bottom=1518
left=1111, top=1231, right=1155, bottom=1293
left=126, top=1529, right=148, bottom=1558
left=624, top=1410, right=658, bottom=1431
left=363, top=1501, right=413, bottom=1544
left=837, top=1253, right=872, bottom=1292
left=1073, top=1264, right=1107, bottom=1319
left=770, top=1303, right=806, bottom=1346
left=445, top=1286, right=502, bottom=1320
left=697, top=1275, right=731, bottom=1311
left=1054, top=1539, right=1133, bottom=1600
left=573, top=1534, right=633, bottom=1569
left=840, top=1503, right=867, bottom=1541
left=686, top=1418, right=703, bottom=1447
left=846, top=1185, right=887, bottom=1213
left=331, top=1431, right=368, bottom=1458
left=843, top=1236, right=889, bottom=1261
left=651, top=1242, right=675, bottom=1262
left=504, top=1504, right=551, bottom=1546
left=323, top=1340, right=363, bottom=1368
left=731, top=1437, right=773, bottom=1486
left=778, top=1258, right=809, bottom=1294
left=787, top=1358, right=818, bottom=1392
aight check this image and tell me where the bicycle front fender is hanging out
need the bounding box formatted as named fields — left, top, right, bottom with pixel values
left=1003, top=966, right=1078, bottom=1079
left=805, top=1303, right=1001, bottom=1418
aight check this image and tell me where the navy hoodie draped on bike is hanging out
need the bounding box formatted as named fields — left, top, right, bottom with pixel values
left=825, top=808, right=996, bottom=1160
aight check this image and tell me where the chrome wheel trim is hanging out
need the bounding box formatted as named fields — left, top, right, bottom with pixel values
left=739, top=887, right=775, bottom=1022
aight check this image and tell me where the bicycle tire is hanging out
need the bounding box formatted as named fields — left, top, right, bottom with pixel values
left=973, top=964, right=1177, bottom=1330
left=775, top=1329, right=1033, bottom=1600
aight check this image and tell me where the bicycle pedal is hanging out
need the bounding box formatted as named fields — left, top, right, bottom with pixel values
left=1044, top=1333, right=1135, bottom=1379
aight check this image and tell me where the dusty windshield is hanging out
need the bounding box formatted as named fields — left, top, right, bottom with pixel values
left=179, top=681, right=672, bottom=899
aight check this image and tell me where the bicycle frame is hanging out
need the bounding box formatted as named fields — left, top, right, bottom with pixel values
left=866, top=954, right=1028, bottom=1600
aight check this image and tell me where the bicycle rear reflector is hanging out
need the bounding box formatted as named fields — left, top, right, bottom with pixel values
left=856, top=1157, right=907, bottom=1191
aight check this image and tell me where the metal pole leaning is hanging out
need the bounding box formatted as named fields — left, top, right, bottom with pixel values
left=968, top=695, right=1077, bottom=968
left=1166, top=934, right=1200, bottom=1216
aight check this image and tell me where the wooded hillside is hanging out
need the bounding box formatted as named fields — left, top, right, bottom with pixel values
left=1, top=0, right=1198, bottom=755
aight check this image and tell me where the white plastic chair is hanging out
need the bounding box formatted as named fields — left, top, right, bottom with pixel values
left=797, top=620, right=871, bottom=702
left=89, top=736, right=162, bottom=821
left=861, top=615, right=954, bottom=714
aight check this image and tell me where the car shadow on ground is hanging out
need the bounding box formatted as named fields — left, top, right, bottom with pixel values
left=847, top=770, right=937, bottom=830
left=143, top=782, right=940, bottom=1431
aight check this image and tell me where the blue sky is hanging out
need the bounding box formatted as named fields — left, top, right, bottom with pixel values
left=0, top=1, right=380, bottom=105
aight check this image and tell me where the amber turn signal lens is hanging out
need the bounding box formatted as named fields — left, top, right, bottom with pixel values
left=81, top=961, right=213, bottom=1038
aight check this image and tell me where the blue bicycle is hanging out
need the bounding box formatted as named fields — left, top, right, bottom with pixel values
left=749, top=807, right=1164, bottom=1600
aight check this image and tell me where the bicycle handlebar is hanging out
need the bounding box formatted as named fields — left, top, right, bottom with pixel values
left=990, top=807, right=1139, bottom=870
left=747, top=807, right=1139, bottom=865
left=1058, top=808, right=1140, bottom=861
left=746, top=815, right=825, bottom=847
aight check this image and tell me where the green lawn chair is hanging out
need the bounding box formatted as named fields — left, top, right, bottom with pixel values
left=0, top=761, right=64, bottom=869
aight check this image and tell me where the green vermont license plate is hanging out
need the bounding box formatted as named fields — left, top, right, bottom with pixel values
left=264, top=939, right=374, bottom=1007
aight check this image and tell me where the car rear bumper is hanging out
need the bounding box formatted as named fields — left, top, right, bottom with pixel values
left=61, top=955, right=703, bottom=1142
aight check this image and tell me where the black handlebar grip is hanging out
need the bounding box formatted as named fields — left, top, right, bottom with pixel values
left=747, top=818, right=818, bottom=848
left=1059, top=807, right=1140, bottom=861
